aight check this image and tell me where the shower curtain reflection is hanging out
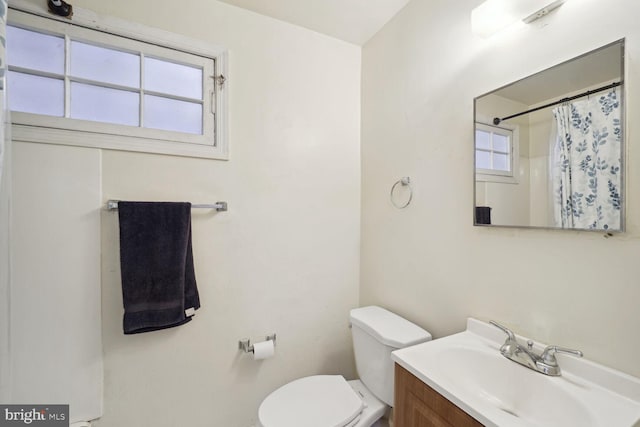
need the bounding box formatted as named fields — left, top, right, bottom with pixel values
left=551, top=89, right=622, bottom=230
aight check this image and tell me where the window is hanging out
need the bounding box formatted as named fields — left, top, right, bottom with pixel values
left=475, top=122, right=518, bottom=183
left=7, top=5, right=228, bottom=159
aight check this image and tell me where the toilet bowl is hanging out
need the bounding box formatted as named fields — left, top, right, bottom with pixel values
left=258, top=306, right=432, bottom=427
left=258, top=376, right=386, bottom=427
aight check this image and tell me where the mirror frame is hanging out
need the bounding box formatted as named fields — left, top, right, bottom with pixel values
left=473, top=39, right=625, bottom=233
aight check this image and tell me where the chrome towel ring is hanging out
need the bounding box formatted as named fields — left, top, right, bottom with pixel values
left=390, top=177, right=413, bottom=209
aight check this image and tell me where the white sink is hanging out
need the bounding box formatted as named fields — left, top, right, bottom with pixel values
left=392, top=318, right=640, bottom=427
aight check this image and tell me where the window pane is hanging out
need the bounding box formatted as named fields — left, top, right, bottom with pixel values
left=493, top=134, right=509, bottom=152
left=144, top=95, right=202, bottom=134
left=476, top=150, right=491, bottom=169
left=493, top=153, right=510, bottom=171
left=70, top=41, right=140, bottom=88
left=71, top=83, right=139, bottom=126
left=475, top=130, right=490, bottom=150
left=8, top=71, right=64, bottom=116
left=144, top=57, right=202, bottom=99
left=7, top=26, right=64, bottom=74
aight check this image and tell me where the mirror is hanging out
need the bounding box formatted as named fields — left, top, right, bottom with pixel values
left=474, top=40, right=624, bottom=231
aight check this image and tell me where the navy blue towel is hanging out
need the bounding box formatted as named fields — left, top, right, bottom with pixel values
left=118, top=202, right=200, bottom=334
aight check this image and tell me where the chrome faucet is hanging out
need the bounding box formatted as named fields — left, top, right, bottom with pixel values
left=490, top=321, right=583, bottom=376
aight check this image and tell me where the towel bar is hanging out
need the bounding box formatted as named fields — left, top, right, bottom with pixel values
left=106, top=200, right=228, bottom=212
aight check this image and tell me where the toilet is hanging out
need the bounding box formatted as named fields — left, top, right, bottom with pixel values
left=258, top=306, right=432, bottom=427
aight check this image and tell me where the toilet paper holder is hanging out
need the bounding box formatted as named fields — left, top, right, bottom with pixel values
left=239, top=334, right=276, bottom=354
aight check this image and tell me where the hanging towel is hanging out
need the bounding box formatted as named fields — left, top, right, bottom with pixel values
left=117, top=202, right=200, bottom=334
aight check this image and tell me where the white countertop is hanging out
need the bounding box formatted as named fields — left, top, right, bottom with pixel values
left=392, top=318, right=640, bottom=427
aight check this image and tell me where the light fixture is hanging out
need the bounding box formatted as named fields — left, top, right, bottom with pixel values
left=471, top=0, right=567, bottom=38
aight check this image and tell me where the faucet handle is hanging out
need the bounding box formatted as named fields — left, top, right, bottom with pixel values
left=540, top=346, right=584, bottom=365
left=489, top=321, right=520, bottom=357
left=490, top=320, right=516, bottom=341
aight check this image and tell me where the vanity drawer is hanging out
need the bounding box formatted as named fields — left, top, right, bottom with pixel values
left=394, top=364, right=483, bottom=427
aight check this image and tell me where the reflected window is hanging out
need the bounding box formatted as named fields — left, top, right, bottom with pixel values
left=475, top=123, right=514, bottom=178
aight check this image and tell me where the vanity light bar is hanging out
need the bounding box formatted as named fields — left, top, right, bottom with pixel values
left=523, top=0, right=567, bottom=24
left=471, top=0, right=568, bottom=37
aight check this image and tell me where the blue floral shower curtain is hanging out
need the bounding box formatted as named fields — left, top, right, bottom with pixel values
left=0, top=0, right=10, bottom=403
left=551, top=89, right=622, bottom=230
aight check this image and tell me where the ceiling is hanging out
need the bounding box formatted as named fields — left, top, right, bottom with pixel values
left=493, top=42, right=623, bottom=106
left=216, top=0, right=412, bottom=45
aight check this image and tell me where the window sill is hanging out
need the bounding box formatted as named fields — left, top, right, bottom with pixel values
left=11, top=124, right=229, bottom=160
left=475, top=173, right=518, bottom=184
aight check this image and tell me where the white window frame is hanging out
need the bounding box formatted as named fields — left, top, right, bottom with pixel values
left=475, top=121, right=519, bottom=184
left=8, top=0, right=228, bottom=160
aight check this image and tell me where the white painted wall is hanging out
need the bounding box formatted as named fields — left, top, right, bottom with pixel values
left=10, top=142, right=103, bottom=422
left=11, top=1, right=361, bottom=426
left=361, top=0, right=640, bottom=378
left=0, top=105, right=11, bottom=404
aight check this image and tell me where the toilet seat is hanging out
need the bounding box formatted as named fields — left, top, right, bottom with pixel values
left=258, top=375, right=364, bottom=427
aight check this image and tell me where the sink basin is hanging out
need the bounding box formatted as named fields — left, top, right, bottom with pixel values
left=437, top=347, right=593, bottom=426
left=392, top=319, right=640, bottom=427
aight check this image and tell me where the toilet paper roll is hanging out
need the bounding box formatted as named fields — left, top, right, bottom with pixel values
left=253, top=340, right=275, bottom=360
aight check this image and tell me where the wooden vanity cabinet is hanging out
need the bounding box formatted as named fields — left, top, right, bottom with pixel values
left=394, top=364, right=484, bottom=427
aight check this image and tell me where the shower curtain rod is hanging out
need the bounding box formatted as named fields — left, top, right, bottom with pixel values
left=492, top=81, right=622, bottom=125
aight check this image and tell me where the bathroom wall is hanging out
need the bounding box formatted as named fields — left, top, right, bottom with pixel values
left=11, top=142, right=103, bottom=422
left=12, top=0, right=361, bottom=426
left=0, top=104, right=11, bottom=405
left=361, top=0, right=640, bottom=377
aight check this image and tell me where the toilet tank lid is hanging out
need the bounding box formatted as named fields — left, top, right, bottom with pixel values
left=349, top=306, right=432, bottom=348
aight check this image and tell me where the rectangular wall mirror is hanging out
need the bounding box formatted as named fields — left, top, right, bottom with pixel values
left=474, top=40, right=624, bottom=232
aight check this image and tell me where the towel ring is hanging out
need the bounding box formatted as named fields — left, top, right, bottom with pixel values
left=390, top=177, right=413, bottom=209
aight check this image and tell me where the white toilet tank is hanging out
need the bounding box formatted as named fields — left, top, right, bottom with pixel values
left=349, top=306, right=431, bottom=406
